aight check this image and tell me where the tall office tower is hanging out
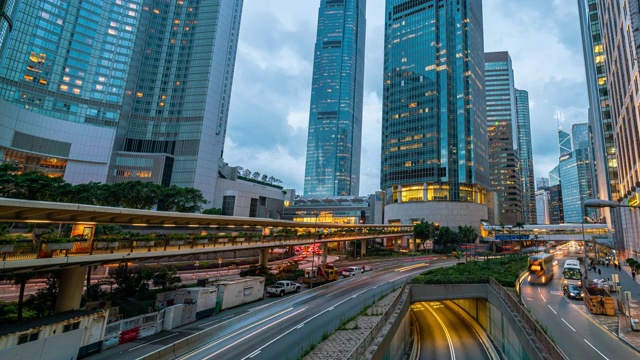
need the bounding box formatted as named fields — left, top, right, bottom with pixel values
left=381, top=0, right=488, bottom=228
left=485, top=52, right=522, bottom=224
left=0, top=1, right=244, bottom=203
left=577, top=0, right=620, bottom=228
left=559, top=148, right=595, bottom=223
left=548, top=166, right=564, bottom=224
left=0, top=0, right=20, bottom=59
left=516, top=89, right=536, bottom=224
left=535, top=189, right=550, bottom=225
left=593, top=0, right=640, bottom=257
left=536, top=177, right=550, bottom=190
left=303, top=0, right=366, bottom=197
left=558, top=128, right=572, bottom=156
left=572, top=123, right=590, bottom=150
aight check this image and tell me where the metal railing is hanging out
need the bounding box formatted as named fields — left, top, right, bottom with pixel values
left=489, top=277, right=566, bottom=360
left=347, top=281, right=409, bottom=360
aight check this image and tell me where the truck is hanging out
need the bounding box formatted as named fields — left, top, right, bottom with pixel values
left=266, top=280, right=301, bottom=297
left=299, top=264, right=339, bottom=286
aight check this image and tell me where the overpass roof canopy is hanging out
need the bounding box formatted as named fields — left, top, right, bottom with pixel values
left=0, top=198, right=407, bottom=229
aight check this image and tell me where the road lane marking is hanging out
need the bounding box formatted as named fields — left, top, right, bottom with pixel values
left=248, top=350, right=260, bottom=358
left=201, top=307, right=307, bottom=360
left=128, top=333, right=179, bottom=351
left=173, top=308, right=295, bottom=360
left=561, top=319, right=576, bottom=331
left=583, top=339, right=609, bottom=360
left=425, top=303, right=456, bottom=360
left=548, top=305, right=557, bottom=314
left=198, top=315, right=234, bottom=327
left=541, top=294, right=547, bottom=303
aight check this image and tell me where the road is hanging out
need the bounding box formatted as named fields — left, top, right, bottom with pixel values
left=521, top=253, right=640, bottom=359
left=91, top=257, right=451, bottom=360
left=412, top=301, right=492, bottom=360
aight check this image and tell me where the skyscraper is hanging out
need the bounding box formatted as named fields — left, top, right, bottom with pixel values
left=558, top=128, right=572, bottom=156
left=559, top=148, right=594, bottom=223
left=516, top=88, right=536, bottom=224
left=485, top=51, right=522, bottom=224
left=381, top=0, right=488, bottom=228
left=304, top=0, right=366, bottom=197
left=589, top=0, right=640, bottom=257
left=572, top=123, right=590, bottom=150
left=577, top=0, right=620, bottom=228
left=0, top=0, right=243, bottom=203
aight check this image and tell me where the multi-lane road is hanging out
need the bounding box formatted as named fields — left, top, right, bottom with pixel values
left=412, top=300, right=492, bottom=360
left=521, top=253, right=640, bottom=359
left=93, top=258, right=462, bottom=360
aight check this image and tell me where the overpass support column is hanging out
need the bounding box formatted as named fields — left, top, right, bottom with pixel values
left=55, top=266, right=87, bottom=313
left=259, top=248, right=269, bottom=268
left=321, top=243, right=328, bottom=265
left=360, top=239, right=366, bottom=257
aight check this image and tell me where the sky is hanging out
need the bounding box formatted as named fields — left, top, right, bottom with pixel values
left=224, top=0, right=589, bottom=196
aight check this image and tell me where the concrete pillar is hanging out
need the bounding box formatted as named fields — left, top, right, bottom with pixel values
left=55, top=266, right=87, bottom=313
left=259, top=248, right=269, bottom=267
left=321, top=243, right=328, bottom=265
left=360, top=238, right=366, bottom=257
left=394, top=238, right=399, bottom=251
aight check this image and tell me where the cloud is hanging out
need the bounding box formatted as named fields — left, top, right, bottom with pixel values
left=226, top=0, right=589, bottom=196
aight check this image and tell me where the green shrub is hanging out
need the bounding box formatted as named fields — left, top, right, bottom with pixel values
left=412, top=255, right=528, bottom=287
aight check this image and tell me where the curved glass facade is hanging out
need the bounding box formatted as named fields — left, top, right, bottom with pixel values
left=381, top=0, right=488, bottom=207
left=304, top=0, right=366, bottom=197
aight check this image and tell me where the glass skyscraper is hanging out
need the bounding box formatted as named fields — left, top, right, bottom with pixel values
left=516, top=89, right=536, bottom=224
left=0, top=0, right=243, bottom=202
left=559, top=148, right=595, bottom=223
left=485, top=51, right=521, bottom=224
left=381, top=0, right=488, bottom=228
left=572, top=122, right=590, bottom=150
left=558, top=128, right=572, bottom=156
left=304, top=0, right=366, bottom=197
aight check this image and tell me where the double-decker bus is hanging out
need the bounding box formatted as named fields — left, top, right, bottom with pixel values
left=528, top=253, right=555, bottom=284
left=562, top=259, right=582, bottom=288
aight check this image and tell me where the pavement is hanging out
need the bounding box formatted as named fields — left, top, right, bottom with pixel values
left=587, top=258, right=640, bottom=352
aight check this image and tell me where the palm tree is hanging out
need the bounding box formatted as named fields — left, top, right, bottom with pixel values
left=515, top=221, right=525, bottom=254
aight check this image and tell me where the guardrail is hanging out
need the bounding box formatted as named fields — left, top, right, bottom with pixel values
left=489, top=277, right=566, bottom=360
left=347, top=281, right=408, bottom=360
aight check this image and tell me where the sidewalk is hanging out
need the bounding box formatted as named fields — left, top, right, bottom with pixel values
left=588, top=259, right=640, bottom=351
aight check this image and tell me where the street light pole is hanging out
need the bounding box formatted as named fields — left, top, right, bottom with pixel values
left=582, top=199, right=588, bottom=280
left=310, top=212, right=318, bottom=289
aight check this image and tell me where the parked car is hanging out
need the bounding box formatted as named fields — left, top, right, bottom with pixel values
left=266, top=280, right=301, bottom=297
left=342, top=266, right=364, bottom=277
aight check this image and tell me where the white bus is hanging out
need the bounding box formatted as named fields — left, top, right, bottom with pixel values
left=528, top=253, right=555, bottom=284
left=562, top=259, right=582, bottom=288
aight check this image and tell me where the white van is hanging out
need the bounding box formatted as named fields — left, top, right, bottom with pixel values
left=342, top=266, right=364, bottom=277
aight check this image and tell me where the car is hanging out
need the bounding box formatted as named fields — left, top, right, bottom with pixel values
left=342, top=266, right=364, bottom=277
left=564, top=284, right=584, bottom=300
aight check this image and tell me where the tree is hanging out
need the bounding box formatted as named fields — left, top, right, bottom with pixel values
left=261, top=174, right=268, bottom=182
left=434, top=226, right=455, bottom=249
left=458, top=225, right=479, bottom=260
left=4, top=272, right=36, bottom=321
left=252, top=171, right=261, bottom=180
left=157, top=186, right=207, bottom=213
left=25, top=271, right=60, bottom=317
left=152, top=267, right=181, bottom=291
left=111, top=264, right=153, bottom=298
left=242, top=169, right=252, bottom=178
left=267, top=176, right=276, bottom=184
left=202, top=207, right=223, bottom=215
left=112, top=181, right=162, bottom=210
left=514, top=221, right=525, bottom=254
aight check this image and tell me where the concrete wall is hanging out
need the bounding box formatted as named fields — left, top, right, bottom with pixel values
left=0, top=328, right=84, bottom=360
left=214, top=177, right=285, bottom=218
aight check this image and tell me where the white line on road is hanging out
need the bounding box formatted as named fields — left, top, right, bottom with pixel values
left=128, top=333, right=179, bottom=351
left=561, top=319, right=576, bottom=331
left=198, top=315, right=234, bottom=327
left=541, top=294, right=547, bottom=303
left=583, top=339, right=609, bottom=360
left=548, top=305, right=557, bottom=314
left=425, top=303, right=456, bottom=360
left=248, top=350, right=260, bottom=358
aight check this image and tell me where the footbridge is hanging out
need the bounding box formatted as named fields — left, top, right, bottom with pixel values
left=0, top=198, right=412, bottom=312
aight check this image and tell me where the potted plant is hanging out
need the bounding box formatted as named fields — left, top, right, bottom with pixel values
left=41, top=236, right=76, bottom=251
left=95, top=235, right=120, bottom=248
left=0, top=234, right=30, bottom=252
left=215, top=233, right=229, bottom=243
left=234, top=232, right=246, bottom=242
left=193, top=234, right=210, bottom=245
left=133, top=235, right=156, bottom=247
left=167, top=233, right=188, bottom=246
